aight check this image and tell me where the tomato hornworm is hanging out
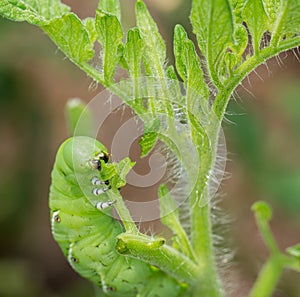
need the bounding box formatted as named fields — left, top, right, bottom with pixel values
left=49, top=136, right=186, bottom=297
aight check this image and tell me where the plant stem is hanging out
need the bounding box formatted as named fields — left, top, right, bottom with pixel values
left=173, top=218, right=198, bottom=262
left=213, top=36, right=300, bottom=120
left=190, top=190, right=223, bottom=297
left=113, top=192, right=140, bottom=234
left=250, top=202, right=287, bottom=296
left=188, top=102, right=226, bottom=296
left=249, top=255, right=284, bottom=297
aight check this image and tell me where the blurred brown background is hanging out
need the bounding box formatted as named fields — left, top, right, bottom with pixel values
left=0, top=1, right=299, bottom=296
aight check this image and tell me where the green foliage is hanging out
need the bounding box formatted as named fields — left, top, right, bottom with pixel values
left=243, top=0, right=269, bottom=54
left=123, top=28, right=144, bottom=80
left=135, top=0, right=166, bottom=77
left=287, top=244, right=300, bottom=259
left=95, top=10, right=123, bottom=83
left=0, top=0, right=69, bottom=24
left=173, top=24, right=209, bottom=99
left=1, top=0, right=300, bottom=296
left=98, top=0, right=121, bottom=21
left=250, top=200, right=300, bottom=297
left=190, top=0, right=234, bottom=87
left=44, top=14, right=94, bottom=63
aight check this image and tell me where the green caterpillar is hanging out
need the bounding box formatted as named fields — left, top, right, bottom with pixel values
left=49, top=136, right=185, bottom=297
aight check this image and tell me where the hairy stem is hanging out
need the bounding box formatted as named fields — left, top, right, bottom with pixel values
left=191, top=201, right=223, bottom=297
left=189, top=105, right=225, bottom=296
left=213, top=36, right=300, bottom=120
left=113, top=192, right=139, bottom=234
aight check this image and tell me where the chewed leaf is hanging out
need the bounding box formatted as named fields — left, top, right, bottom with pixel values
left=100, top=162, right=118, bottom=181
left=43, top=13, right=94, bottom=63
left=112, top=157, right=135, bottom=188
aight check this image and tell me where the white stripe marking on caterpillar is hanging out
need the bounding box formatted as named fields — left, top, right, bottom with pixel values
left=93, top=187, right=111, bottom=196
left=91, top=177, right=106, bottom=186
left=96, top=200, right=116, bottom=210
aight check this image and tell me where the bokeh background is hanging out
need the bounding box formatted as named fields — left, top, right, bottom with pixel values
left=0, top=1, right=299, bottom=296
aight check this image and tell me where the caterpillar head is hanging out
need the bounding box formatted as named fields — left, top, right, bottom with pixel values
left=62, top=136, right=109, bottom=174
left=56, top=136, right=134, bottom=208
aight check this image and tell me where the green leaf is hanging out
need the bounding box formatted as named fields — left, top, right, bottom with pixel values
left=231, top=0, right=246, bottom=23
left=83, top=17, right=97, bottom=43
left=191, top=0, right=234, bottom=87
left=0, top=2, right=94, bottom=66
left=287, top=244, right=300, bottom=259
left=113, top=158, right=135, bottom=188
left=166, top=65, right=177, bottom=81
left=166, top=65, right=186, bottom=106
left=269, top=0, right=300, bottom=46
left=0, top=0, right=70, bottom=24
left=42, top=13, right=94, bottom=64
left=263, top=0, right=281, bottom=20
left=213, top=1, right=300, bottom=118
left=242, top=0, right=269, bottom=54
left=139, top=118, right=160, bottom=157
left=123, top=28, right=144, bottom=80
left=174, top=24, right=209, bottom=100
left=95, top=10, right=123, bottom=83
left=135, top=1, right=166, bottom=77
left=98, top=0, right=121, bottom=21
left=281, top=0, right=300, bottom=35
left=100, top=162, right=118, bottom=181
left=102, top=157, right=135, bottom=193
left=230, top=24, right=248, bottom=61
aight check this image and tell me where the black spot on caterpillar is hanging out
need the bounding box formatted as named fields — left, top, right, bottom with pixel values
left=49, top=136, right=185, bottom=297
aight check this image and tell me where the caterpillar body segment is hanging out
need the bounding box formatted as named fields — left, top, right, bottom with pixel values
left=49, top=136, right=185, bottom=297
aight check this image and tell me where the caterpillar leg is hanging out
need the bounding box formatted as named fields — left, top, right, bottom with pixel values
left=91, top=176, right=110, bottom=196
left=91, top=177, right=107, bottom=186
left=96, top=200, right=116, bottom=210
left=93, top=187, right=111, bottom=196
